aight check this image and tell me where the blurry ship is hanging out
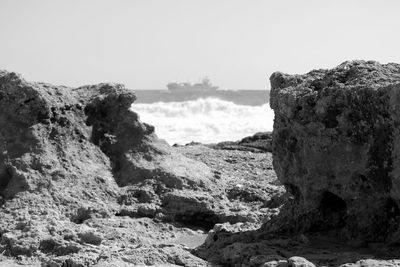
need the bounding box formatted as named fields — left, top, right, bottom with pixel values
left=167, top=77, right=219, bottom=92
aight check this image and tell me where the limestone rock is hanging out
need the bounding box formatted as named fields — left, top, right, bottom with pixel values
left=210, top=132, right=273, bottom=152
left=287, top=256, right=316, bottom=267
left=340, top=259, right=400, bottom=267
left=0, top=70, right=213, bottom=260
left=196, top=61, right=400, bottom=267
left=0, top=70, right=280, bottom=266
left=269, top=60, right=400, bottom=240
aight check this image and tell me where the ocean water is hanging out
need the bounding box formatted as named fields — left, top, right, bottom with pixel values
left=131, top=93, right=274, bottom=145
left=134, top=89, right=269, bottom=106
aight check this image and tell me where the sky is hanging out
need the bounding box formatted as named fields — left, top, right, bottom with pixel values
left=0, top=0, right=399, bottom=90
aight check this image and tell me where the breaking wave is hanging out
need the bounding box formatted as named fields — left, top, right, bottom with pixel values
left=131, top=98, right=274, bottom=145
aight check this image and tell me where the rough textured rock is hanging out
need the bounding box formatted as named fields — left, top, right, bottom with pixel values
left=0, top=70, right=212, bottom=199
left=175, top=144, right=283, bottom=226
left=195, top=61, right=400, bottom=267
left=209, top=132, right=273, bottom=152
left=340, top=259, right=400, bottom=267
left=269, top=60, right=400, bottom=241
left=0, top=70, right=282, bottom=265
left=0, top=70, right=215, bottom=265
left=115, top=142, right=281, bottom=228
left=287, top=256, right=316, bottom=267
left=5, top=63, right=400, bottom=266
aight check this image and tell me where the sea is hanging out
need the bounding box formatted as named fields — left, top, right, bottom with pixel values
left=131, top=90, right=274, bottom=145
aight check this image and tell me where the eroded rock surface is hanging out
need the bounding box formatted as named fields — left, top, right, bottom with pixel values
left=4, top=62, right=400, bottom=266
left=0, top=70, right=281, bottom=266
left=269, top=60, right=400, bottom=241
left=0, top=70, right=219, bottom=265
left=196, top=61, right=400, bottom=267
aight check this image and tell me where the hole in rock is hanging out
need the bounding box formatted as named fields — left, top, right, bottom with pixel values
left=0, top=166, right=13, bottom=198
left=213, top=234, right=218, bottom=242
left=385, top=198, right=400, bottom=220
left=284, top=183, right=301, bottom=202
left=115, top=210, right=156, bottom=219
left=320, top=191, right=347, bottom=213
left=318, top=191, right=347, bottom=229
left=174, top=212, right=219, bottom=231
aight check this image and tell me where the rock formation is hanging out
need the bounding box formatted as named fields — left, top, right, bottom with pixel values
left=269, top=60, right=400, bottom=241
left=0, top=70, right=280, bottom=266
left=196, top=61, right=400, bottom=267
left=4, top=61, right=400, bottom=266
left=0, top=70, right=215, bottom=261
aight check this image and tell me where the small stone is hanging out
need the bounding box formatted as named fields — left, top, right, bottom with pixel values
left=78, top=231, right=103, bottom=245
left=287, top=256, right=316, bottom=267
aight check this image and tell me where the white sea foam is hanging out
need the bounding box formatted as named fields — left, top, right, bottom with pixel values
left=131, top=98, right=274, bottom=145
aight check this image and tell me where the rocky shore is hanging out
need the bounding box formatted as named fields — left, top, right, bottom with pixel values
left=0, top=70, right=281, bottom=266
left=1, top=60, right=400, bottom=266
left=196, top=61, right=400, bottom=266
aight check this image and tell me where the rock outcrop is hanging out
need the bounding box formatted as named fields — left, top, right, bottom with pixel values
left=5, top=61, right=400, bottom=266
left=0, top=70, right=281, bottom=265
left=196, top=61, right=400, bottom=267
left=269, top=60, right=400, bottom=241
left=0, top=70, right=215, bottom=263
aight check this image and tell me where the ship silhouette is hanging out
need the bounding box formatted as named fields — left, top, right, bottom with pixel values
left=166, top=77, right=218, bottom=92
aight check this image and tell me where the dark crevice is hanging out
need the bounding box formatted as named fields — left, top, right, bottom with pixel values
left=115, top=210, right=155, bottom=219
left=284, top=183, right=301, bottom=202
left=316, top=191, right=347, bottom=230
left=0, top=166, right=13, bottom=198
left=320, top=191, right=347, bottom=213
left=173, top=212, right=219, bottom=231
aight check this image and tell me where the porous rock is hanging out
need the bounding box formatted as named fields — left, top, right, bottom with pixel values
left=195, top=61, right=400, bottom=267
left=210, top=132, right=273, bottom=152
left=0, top=70, right=279, bottom=265
left=269, top=60, right=400, bottom=240
left=340, top=259, right=400, bottom=267
left=287, top=256, right=316, bottom=267
left=0, top=70, right=213, bottom=195
left=0, top=70, right=213, bottom=260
